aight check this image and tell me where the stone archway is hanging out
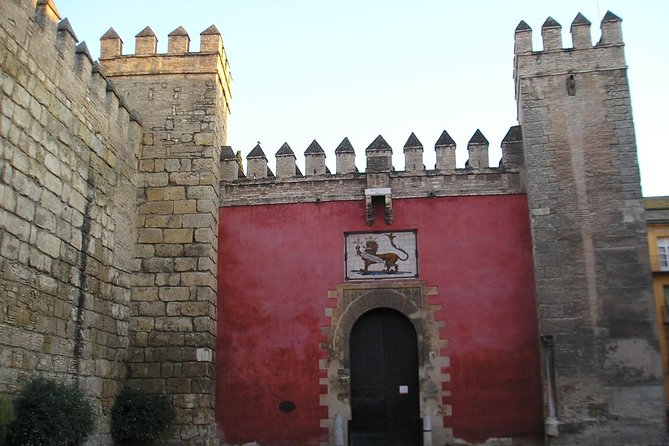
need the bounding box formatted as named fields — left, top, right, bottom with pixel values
left=319, top=281, right=452, bottom=446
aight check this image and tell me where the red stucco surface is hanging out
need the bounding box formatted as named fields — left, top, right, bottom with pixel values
left=217, top=195, right=543, bottom=444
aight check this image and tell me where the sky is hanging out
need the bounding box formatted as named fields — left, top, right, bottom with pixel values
left=55, top=0, right=668, bottom=196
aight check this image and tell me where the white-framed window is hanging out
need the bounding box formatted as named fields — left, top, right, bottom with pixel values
left=659, top=238, right=669, bottom=272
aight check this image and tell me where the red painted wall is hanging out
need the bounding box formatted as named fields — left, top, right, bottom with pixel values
left=217, top=195, right=543, bottom=444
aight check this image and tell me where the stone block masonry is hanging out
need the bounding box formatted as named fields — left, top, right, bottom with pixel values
left=1, top=0, right=665, bottom=444
left=515, top=12, right=666, bottom=444
left=0, top=0, right=141, bottom=443
left=100, top=23, right=231, bottom=446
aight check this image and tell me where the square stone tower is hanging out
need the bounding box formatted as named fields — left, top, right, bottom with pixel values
left=99, top=25, right=232, bottom=445
left=515, top=12, right=666, bottom=443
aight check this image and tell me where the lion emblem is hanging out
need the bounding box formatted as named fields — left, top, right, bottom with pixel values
left=355, top=233, right=409, bottom=273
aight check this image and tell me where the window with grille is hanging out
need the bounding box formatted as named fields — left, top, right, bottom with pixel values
left=659, top=238, right=669, bottom=272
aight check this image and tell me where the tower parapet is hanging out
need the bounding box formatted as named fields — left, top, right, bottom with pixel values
left=100, top=26, right=232, bottom=114
left=514, top=11, right=626, bottom=80
left=570, top=13, right=592, bottom=49
left=134, top=26, right=157, bottom=55
left=100, top=27, right=122, bottom=58
left=168, top=26, right=190, bottom=53
left=541, top=17, right=562, bottom=51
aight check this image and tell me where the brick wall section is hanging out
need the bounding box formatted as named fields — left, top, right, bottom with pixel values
left=100, top=29, right=231, bottom=445
left=0, top=0, right=141, bottom=443
left=515, top=15, right=667, bottom=444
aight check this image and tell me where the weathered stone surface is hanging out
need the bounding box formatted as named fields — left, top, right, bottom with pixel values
left=1, top=2, right=664, bottom=446
left=515, top=15, right=666, bottom=443
left=0, top=1, right=140, bottom=443
left=98, top=18, right=229, bottom=446
left=164, top=228, right=194, bottom=244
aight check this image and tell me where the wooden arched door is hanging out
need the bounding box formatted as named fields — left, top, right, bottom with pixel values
left=350, top=308, right=421, bottom=445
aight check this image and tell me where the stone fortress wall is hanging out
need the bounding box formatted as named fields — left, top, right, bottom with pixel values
left=0, top=0, right=141, bottom=443
left=0, top=0, right=666, bottom=444
left=0, top=0, right=230, bottom=443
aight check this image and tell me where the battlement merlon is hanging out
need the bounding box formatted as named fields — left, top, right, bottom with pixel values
left=0, top=0, right=143, bottom=152
left=514, top=11, right=626, bottom=81
left=99, top=25, right=232, bottom=113
left=221, top=127, right=520, bottom=182
left=36, top=0, right=60, bottom=26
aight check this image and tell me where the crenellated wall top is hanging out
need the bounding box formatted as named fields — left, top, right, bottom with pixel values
left=514, top=11, right=627, bottom=88
left=99, top=26, right=232, bottom=109
left=0, top=0, right=143, bottom=149
left=514, top=11, right=623, bottom=54
left=220, top=126, right=524, bottom=184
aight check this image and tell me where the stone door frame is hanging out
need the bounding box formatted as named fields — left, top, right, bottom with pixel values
left=319, top=281, right=452, bottom=445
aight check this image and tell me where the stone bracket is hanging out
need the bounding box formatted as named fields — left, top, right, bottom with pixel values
left=365, top=187, right=393, bottom=226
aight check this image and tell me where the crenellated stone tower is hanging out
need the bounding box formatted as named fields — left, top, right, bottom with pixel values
left=515, top=12, right=666, bottom=443
left=99, top=25, right=232, bottom=445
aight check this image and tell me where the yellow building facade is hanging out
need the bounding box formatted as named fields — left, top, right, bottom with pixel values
left=646, top=196, right=669, bottom=402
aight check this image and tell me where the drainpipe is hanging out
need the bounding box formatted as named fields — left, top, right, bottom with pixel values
left=334, top=414, right=344, bottom=446
left=542, top=335, right=559, bottom=437
left=423, top=415, right=433, bottom=446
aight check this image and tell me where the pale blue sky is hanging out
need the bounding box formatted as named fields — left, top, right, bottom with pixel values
left=56, top=0, right=668, bottom=196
